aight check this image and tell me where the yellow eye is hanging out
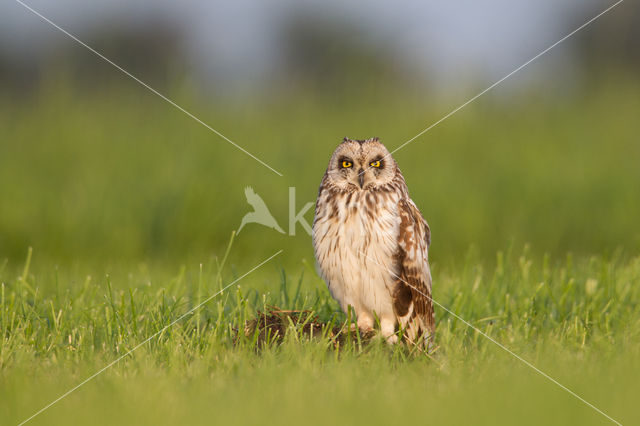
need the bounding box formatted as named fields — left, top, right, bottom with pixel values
left=342, top=160, right=352, bottom=168
left=370, top=160, right=381, bottom=168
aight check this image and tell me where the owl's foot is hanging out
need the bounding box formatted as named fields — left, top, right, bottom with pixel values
left=385, top=334, right=398, bottom=344
left=380, top=316, right=398, bottom=344
left=348, top=323, right=374, bottom=339
left=356, top=313, right=374, bottom=332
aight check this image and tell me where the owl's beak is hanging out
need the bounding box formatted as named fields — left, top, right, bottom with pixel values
left=357, top=168, right=365, bottom=188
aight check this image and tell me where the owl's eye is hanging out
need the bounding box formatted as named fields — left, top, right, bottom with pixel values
left=370, top=160, right=381, bottom=168
left=341, top=160, right=353, bottom=168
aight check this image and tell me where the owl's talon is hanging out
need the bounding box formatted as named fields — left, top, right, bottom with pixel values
left=385, top=334, right=398, bottom=344
left=349, top=323, right=373, bottom=335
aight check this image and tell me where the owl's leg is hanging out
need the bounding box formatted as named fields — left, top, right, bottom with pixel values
left=379, top=315, right=398, bottom=344
left=356, top=311, right=374, bottom=332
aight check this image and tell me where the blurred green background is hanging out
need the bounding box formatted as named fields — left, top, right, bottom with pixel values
left=1, top=76, right=639, bottom=269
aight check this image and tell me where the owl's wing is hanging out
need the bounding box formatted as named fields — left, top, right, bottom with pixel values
left=393, top=198, right=435, bottom=346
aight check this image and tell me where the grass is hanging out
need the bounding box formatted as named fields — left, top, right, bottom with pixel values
left=1, top=74, right=639, bottom=425
left=1, top=241, right=639, bottom=425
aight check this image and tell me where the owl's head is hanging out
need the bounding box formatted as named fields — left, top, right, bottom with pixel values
left=325, top=137, right=397, bottom=191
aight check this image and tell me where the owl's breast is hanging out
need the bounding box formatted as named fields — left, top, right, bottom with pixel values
left=312, top=189, right=401, bottom=312
left=314, top=190, right=399, bottom=251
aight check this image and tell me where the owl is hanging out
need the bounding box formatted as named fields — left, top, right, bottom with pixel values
left=312, top=137, right=434, bottom=346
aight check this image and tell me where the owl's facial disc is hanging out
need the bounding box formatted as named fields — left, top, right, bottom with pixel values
left=327, top=138, right=395, bottom=191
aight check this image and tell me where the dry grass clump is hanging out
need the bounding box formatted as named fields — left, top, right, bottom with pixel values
left=241, top=307, right=376, bottom=348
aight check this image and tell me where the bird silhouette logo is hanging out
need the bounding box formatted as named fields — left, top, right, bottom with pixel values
left=237, top=186, right=285, bottom=234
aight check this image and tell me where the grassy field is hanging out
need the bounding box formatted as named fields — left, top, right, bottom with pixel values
left=1, top=75, right=639, bottom=425
left=1, top=244, right=639, bottom=425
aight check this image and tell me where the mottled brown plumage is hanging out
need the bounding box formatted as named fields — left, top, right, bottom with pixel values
left=312, top=137, right=434, bottom=346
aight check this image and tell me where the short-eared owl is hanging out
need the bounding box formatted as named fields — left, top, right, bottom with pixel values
left=312, top=137, right=434, bottom=345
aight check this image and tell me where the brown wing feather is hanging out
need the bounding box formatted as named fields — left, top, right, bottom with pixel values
left=392, top=198, right=435, bottom=346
